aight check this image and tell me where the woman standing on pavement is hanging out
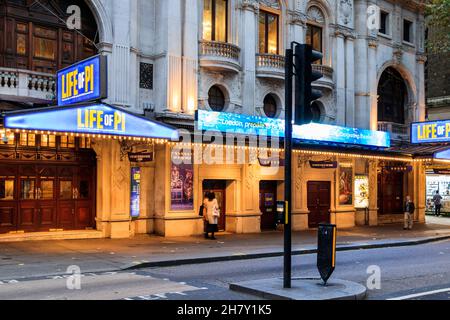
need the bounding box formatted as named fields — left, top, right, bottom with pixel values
left=203, top=192, right=220, bottom=240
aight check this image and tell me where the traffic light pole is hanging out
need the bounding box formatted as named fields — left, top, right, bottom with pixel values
left=284, top=48, right=293, bottom=289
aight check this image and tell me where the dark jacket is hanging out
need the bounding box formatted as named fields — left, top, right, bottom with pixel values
left=405, top=201, right=415, bottom=214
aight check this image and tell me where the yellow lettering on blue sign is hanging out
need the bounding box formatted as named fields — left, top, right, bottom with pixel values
left=77, top=109, right=126, bottom=133
left=61, top=63, right=95, bottom=101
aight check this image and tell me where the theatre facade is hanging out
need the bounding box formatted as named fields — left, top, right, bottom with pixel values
left=0, top=0, right=438, bottom=240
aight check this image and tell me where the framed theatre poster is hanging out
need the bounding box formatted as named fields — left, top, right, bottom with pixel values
left=170, top=149, right=194, bottom=211
left=339, top=165, right=354, bottom=206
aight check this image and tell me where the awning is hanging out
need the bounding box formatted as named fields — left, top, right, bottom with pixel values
left=385, top=144, right=450, bottom=160
left=3, top=103, right=179, bottom=141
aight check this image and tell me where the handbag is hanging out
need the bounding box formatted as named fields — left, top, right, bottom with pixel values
left=213, top=205, right=220, bottom=217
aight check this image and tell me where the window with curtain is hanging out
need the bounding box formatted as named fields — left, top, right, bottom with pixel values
left=259, top=10, right=279, bottom=54
left=203, top=0, right=228, bottom=42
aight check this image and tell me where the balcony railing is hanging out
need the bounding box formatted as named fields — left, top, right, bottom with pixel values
left=256, top=54, right=285, bottom=80
left=312, top=64, right=334, bottom=79
left=256, top=54, right=285, bottom=69
left=199, top=41, right=241, bottom=72
left=378, top=122, right=409, bottom=141
left=0, top=67, right=56, bottom=103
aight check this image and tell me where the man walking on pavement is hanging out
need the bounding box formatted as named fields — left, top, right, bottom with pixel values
left=433, top=191, right=443, bottom=217
left=404, top=196, right=415, bottom=230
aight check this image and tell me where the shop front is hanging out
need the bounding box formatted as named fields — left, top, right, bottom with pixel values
left=0, top=55, right=179, bottom=239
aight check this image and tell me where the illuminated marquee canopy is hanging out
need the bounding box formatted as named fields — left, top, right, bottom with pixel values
left=411, top=120, right=450, bottom=144
left=4, top=104, right=179, bottom=140
left=57, top=55, right=107, bottom=106
left=196, top=110, right=391, bottom=148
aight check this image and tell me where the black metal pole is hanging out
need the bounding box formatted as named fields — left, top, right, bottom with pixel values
left=284, top=48, right=293, bottom=289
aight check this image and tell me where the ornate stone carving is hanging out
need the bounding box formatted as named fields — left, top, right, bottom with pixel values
left=339, top=0, right=353, bottom=26
left=307, top=6, right=325, bottom=24
left=288, top=10, right=307, bottom=26
left=240, top=0, right=259, bottom=12
left=393, top=45, right=403, bottom=65
left=259, top=0, right=280, bottom=10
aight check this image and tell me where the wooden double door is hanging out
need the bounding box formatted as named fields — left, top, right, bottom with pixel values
left=307, top=181, right=331, bottom=228
left=377, top=172, right=404, bottom=215
left=0, top=164, right=96, bottom=234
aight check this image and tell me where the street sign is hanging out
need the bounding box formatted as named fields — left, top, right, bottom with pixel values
left=317, top=224, right=337, bottom=285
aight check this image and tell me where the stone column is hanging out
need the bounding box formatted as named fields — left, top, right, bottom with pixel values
left=368, top=39, right=379, bottom=131
left=182, top=0, right=199, bottom=114
left=416, top=54, right=427, bottom=122
left=345, top=35, right=356, bottom=127
left=240, top=0, right=258, bottom=115
left=334, top=29, right=346, bottom=126
left=292, top=154, right=310, bottom=231
left=414, top=162, right=427, bottom=224
left=368, top=160, right=379, bottom=226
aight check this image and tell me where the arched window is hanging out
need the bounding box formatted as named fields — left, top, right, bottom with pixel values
left=203, top=0, right=228, bottom=42
left=378, top=67, right=408, bottom=124
left=306, top=6, right=325, bottom=64
left=208, top=86, right=226, bottom=112
left=258, top=1, right=281, bottom=54
left=263, top=94, right=278, bottom=118
left=0, top=0, right=98, bottom=74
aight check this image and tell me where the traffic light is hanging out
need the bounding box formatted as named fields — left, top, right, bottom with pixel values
left=294, top=44, right=324, bottom=125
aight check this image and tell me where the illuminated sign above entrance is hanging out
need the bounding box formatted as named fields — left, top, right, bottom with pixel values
left=196, top=110, right=391, bottom=148
left=4, top=104, right=179, bottom=140
left=411, top=120, right=450, bottom=144
left=57, top=55, right=107, bottom=106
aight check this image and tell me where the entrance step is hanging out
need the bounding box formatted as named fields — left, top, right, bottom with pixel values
left=0, top=230, right=103, bottom=243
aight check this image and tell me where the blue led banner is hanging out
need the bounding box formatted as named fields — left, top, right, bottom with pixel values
left=196, top=110, right=391, bottom=148
left=411, top=120, right=450, bottom=144
left=4, top=104, right=179, bottom=140
left=57, top=55, right=107, bottom=106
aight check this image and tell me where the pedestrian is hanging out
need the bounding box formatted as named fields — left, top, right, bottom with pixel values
left=433, top=191, right=443, bottom=217
left=404, top=196, right=415, bottom=230
left=203, top=192, right=220, bottom=240
left=199, top=195, right=208, bottom=238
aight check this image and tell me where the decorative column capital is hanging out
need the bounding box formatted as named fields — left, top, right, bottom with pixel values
left=240, top=0, right=259, bottom=13
left=368, top=37, right=379, bottom=49
left=416, top=53, right=427, bottom=64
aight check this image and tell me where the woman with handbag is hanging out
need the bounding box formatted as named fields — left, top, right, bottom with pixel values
left=203, top=192, right=220, bottom=240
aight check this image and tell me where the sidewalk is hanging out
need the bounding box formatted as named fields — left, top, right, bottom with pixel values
left=0, top=221, right=449, bottom=281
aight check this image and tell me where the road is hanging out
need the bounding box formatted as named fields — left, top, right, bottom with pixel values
left=0, top=239, right=448, bottom=300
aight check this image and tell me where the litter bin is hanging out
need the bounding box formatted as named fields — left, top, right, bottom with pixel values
left=317, top=224, right=337, bottom=285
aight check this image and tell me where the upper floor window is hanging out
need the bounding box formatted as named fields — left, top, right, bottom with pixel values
left=263, top=94, right=278, bottom=118
left=258, top=1, right=281, bottom=55
left=306, top=6, right=325, bottom=64
left=208, top=85, right=226, bottom=112
left=0, top=0, right=98, bottom=74
left=403, top=20, right=413, bottom=43
left=378, top=67, right=408, bottom=124
left=380, top=11, right=390, bottom=36
left=203, top=0, right=228, bottom=42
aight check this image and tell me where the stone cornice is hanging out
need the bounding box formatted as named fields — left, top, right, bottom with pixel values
left=287, top=10, right=307, bottom=26
left=330, top=24, right=357, bottom=39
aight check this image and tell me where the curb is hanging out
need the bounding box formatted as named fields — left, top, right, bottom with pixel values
left=229, top=278, right=368, bottom=301
left=122, top=235, right=450, bottom=270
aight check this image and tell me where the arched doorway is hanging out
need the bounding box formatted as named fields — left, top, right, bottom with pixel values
left=0, top=0, right=99, bottom=73
left=377, top=67, right=408, bottom=124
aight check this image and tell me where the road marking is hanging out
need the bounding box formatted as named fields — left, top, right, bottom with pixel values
left=388, top=288, right=450, bottom=300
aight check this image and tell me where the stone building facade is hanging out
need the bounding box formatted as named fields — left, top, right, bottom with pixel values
left=0, top=0, right=429, bottom=239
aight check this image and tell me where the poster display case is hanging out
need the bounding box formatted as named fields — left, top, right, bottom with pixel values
left=426, top=174, right=450, bottom=214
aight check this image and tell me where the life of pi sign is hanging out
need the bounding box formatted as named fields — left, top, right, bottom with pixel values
left=57, top=55, right=107, bottom=106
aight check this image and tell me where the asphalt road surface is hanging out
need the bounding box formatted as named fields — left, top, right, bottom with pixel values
left=0, top=239, right=448, bottom=300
